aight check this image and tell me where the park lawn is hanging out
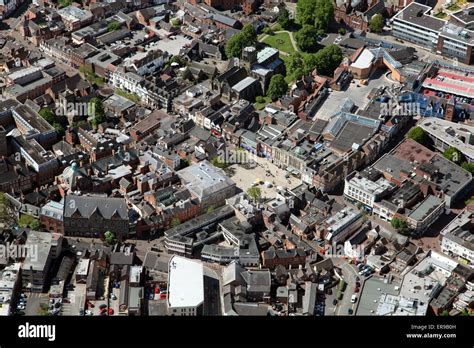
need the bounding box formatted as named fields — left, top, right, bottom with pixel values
left=262, top=31, right=296, bottom=55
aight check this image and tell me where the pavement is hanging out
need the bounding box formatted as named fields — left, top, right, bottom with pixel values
left=228, top=153, right=302, bottom=201
left=24, top=292, right=49, bottom=315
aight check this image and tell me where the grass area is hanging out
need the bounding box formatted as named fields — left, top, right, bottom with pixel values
left=434, top=11, right=448, bottom=18
left=115, top=89, right=141, bottom=104
left=254, top=96, right=271, bottom=110
left=18, top=214, right=40, bottom=229
left=262, top=31, right=296, bottom=55
left=79, top=65, right=104, bottom=87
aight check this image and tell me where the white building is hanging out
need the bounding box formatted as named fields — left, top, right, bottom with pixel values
left=167, top=256, right=204, bottom=316
left=419, top=118, right=474, bottom=163
left=344, top=170, right=394, bottom=209
left=323, top=207, right=363, bottom=244
left=0, top=263, right=21, bottom=316
left=440, top=208, right=474, bottom=264
left=391, top=3, right=444, bottom=50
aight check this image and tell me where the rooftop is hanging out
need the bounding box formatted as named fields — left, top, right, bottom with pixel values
left=167, top=256, right=204, bottom=308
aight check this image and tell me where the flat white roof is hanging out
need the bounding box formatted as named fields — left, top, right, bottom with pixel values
left=168, top=256, right=204, bottom=308
left=351, top=49, right=375, bottom=70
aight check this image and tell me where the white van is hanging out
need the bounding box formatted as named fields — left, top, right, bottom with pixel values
left=351, top=294, right=357, bottom=303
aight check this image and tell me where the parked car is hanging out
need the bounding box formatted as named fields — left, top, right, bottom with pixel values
left=348, top=308, right=353, bottom=315
left=351, top=294, right=357, bottom=303
left=108, top=308, right=114, bottom=315
left=332, top=299, right=338, bottom=306
left=99, top=304, right=107, bottom=310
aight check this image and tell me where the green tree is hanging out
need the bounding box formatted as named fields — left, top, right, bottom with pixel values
left=369, top=14, right=384, bottom=33
left=246, top=186, right=262, bottom=203
left=277, top=8, right=292, bottom=29
left=166, top=55, right=187, bottom=68
left=391, top=217, right=408, bottom=234
left=225, top=24, right=257, bottom=58
left=39, top=108, right=56, bottom=125
left=338, top=28, right=346, bottom=35
left=211, top=156, right=229, bottom=169
left=314, top=0, right=334, bottom=32
left=303, top=53, right=319, bottom=75
left=287, top=52, right=305, bottom=72
left=255, top=96, right=265, bottom=103
left=90, top=97, right=105, bottom=128
left=440, top=310, right=449, bottom=316
left=267, top=74, right=288, bottom=101
left=443, top=147, right=464, bottom=165
left=30, top=220, right=41, bottom=230
left=107, top=21, right=122, bottom=32
left=461, top=161, right=474, bottom=174
left=311, top=44, right=343, bottom=76
left=407, top=127, right=427, bottom=145
left=18, top=214, right=40, bottom=229
left=295, top=25, right=319, bottom=52
left=104, top=231, right=116, bottom=245
left=171, top=18, right=182, bottom=27
left=263, top=26, right=274, bottom=35
left=58, top=0, right=72, bottom=8
left=170, top=217, right=181, bottom=228
left=296, top=0, right=318, bottom=26
left=0, top=192, right=15, bottom=227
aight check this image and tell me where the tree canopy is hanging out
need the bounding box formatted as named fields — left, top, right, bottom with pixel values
left=39, top=108, right=56, bottom=125
left=310, top=44, right=343, bottom=76
left=296, top=0, right=334, bottom=31
left=369, top=14, right=384, bottom=33
left=277, top=8, right=292, bottom=30
left=461, top=161, right=474, bottom=174
left=407, top=127, right=428, bottom=145
left=170, top=217, right=181, bottom=228
left=391, top=217, right=409, bottom=235
left=90, top=97, right=105, bottom=128
left=443, top=147, right=464, bottom=165
left=295, top=25, right=319, bottom=52
left=107, top=21, right=122, bottom=32
left=267, top=74, right=288, bottom=101
left=104, top=231, right=116, bottom=245
left=225, top=24, right=257, bottom=58
left=246, top=186, right=262, bottom=203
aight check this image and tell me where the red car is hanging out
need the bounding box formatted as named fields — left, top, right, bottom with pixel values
left=354, top=287, right=360, bottom=293
left=160, top=293, right=167, bottom=299
left=108, top=308, right=114, bottom=315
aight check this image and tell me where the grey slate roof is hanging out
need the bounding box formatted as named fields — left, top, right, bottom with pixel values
left=64, top=195, right=128, bottom=219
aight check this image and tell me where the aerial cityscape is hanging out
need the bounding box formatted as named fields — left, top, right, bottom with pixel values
left=0, top=0, right=474, bottom=321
